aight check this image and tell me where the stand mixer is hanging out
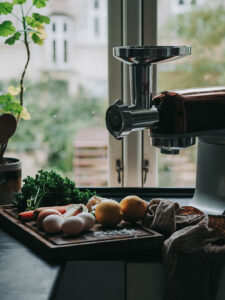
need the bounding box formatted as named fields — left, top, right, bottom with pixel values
left=106, top=46, right=225, bottom=215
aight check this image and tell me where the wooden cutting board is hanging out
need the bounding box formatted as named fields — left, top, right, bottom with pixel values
left=0, top=205, right=164, bottom=262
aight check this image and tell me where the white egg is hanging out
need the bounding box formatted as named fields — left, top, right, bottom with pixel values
left=42, top=214, right=64, bottom=234
left=78, top=212, right=95, bottom=230
left=61, top=216, right=85, bottom=236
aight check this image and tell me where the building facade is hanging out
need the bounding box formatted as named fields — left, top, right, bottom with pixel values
left=0, top=0, right=209, bottom=96
left=0, top=0, right=107, bottom=97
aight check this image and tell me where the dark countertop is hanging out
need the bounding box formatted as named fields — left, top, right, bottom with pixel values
left=0, top=227, right=127, bottom=300
left=0, top=226, right=60, bottom=300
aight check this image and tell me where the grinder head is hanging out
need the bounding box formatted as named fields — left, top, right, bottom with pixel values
left=106, top=46, right=191, bottom=141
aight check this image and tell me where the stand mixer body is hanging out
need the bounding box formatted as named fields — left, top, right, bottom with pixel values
left=106, top=46, right=225, bottom=215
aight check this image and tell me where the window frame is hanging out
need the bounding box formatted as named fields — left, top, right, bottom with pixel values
left=107, top=0, right=158, bottom=187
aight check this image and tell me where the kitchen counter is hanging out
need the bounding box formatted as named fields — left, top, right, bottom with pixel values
left=0, top=224, right=134, bottom=300
left=0, top=226, right=59, bottom=300
left=0, top=188, right=201, bottom=300
left=0, top=225, right=163, bottom=300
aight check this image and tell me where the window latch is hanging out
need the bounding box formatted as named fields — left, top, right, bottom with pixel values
left=143, top=160, right=149, bottom=184
left=116, top=159, right=123, bottom=184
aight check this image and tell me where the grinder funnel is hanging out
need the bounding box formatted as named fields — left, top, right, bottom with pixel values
left=114, top=46, right=190, bottom=64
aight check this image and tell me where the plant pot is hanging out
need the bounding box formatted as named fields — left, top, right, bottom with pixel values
left=0, top=157, right=21, bottom=205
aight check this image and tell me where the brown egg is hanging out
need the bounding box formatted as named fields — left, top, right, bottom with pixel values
left=37, top=208, right=62, bottom=229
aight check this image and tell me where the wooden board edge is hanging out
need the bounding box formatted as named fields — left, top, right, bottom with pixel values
left=0, top=207, right=164, bottom=262
left=0, top=208, right=56, bottom=247
left=0, top=208, right=57, bottom=262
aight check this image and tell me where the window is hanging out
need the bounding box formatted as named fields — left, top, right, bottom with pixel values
left=1, top=1, right=109, bottom=187
left=53, top=40, right=56, bottom=63
left=94, top=0, right=99, bottom=9
left=94, top=17, right=100, bottom=37
left=46, top=15, right=72, bottom=69
left=63, top=22, right=67, bottom=32
left=2, top=0, right=217, bottom=188
left=64, top=40, right=67, bottom=62
left=108, top=0, right=222, bottom=188
left=88, top=0, right=107, bottom=43
left=108, top=0, right=157, bottom=187
left=157, top=0, right=222, bottom=187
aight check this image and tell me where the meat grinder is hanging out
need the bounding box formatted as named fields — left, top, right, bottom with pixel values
left=106, top=46, right=225, bottom=215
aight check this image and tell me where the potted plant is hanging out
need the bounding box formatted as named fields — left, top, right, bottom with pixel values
left=0, top=0, right=50, bottom=204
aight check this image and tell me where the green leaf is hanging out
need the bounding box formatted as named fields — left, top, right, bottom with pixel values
left=26, top=16, right=41, bottom=29
left=0, top=93, right=22, bottom=116
left=26, top=16, right=35, bottom=25
left=5, top=31, right=21, bottom=45
left=32, top=13, right=50, bottom=24
left=33, top=0, right=49, bottom=8
left=0, top=21, right=16, bottom=37
left=13, top=0, right=27, bottom=4
left=14, top=32, right=21, bottom=39
left=0, top=2, right=13, bottom=15
left=5, top=101, right=23, bottom=114
left=32, top=21, right=40, bottom=28
left=5, top=36, right=15, bottom=45
left=0, top=94, right=10, bottom=104
left=0, top=93, right=14, bottom=102
left=31, top=32, right=44, bottom=45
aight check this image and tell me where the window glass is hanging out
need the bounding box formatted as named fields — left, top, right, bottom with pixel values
left=94, top=0, right=99, bottom=9
left=64, top=40, right=67, bottom=62
left=63, top=22, right=67, bottom=32
left=157, top=0, right=223, bottom=187
left=53, top=40, right=56, bottom=63
left=94, top=17, right=100, bottom=37
left=1, top=0, right=108, bottom=186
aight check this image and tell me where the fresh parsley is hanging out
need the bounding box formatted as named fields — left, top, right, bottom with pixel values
left=14, top=170, right=96, bottom=211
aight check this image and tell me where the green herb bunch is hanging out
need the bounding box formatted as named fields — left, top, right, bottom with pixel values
left=0, top=0, right=50, bottom=159
left=14, top=170, right=96, bottom=211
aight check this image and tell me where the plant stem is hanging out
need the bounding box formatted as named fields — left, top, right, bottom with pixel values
left=0, top=142, right=8, bottom=161
left=25, top=4, right=34, bottom=17
left=19, top=7, right=30, bottom=110
left=10, top=12, right=22, bottom=23
left=0, top=8, right=28, bottom=159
